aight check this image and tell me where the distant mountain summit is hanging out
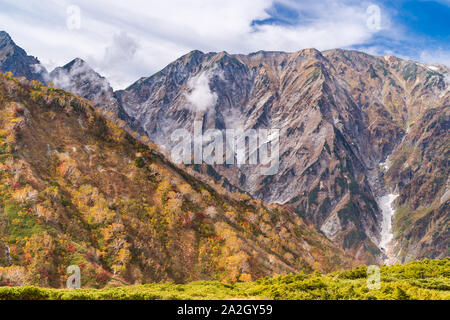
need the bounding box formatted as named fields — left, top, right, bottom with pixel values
left=0, top=31, right=126, bottom=120
left=0, top=31, right=47, bottom=81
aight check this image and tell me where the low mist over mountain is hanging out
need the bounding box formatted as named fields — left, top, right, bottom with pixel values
left=49, top=58, right=122, bottom=116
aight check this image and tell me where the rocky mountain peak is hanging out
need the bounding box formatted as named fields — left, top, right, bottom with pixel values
left=63, top=57, right=88, bottom=69
left=0, top=31, right=46, bottom=81
left=0, top=30, right=13, bottom=43
left=0, top=31, right=121, bottom=116
left=49, top=58, right=120, bottom=115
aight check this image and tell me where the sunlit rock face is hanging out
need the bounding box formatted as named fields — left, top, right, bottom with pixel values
left=115, top=48, right=449, bottom=264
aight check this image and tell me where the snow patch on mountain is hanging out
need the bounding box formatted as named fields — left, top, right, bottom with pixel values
left=377, top=193, right=398, bottom=264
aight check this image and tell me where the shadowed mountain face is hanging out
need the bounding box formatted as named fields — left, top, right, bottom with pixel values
left=0, top=31, right=46, bottom=81
left=115, top=49, right=449, bottom=264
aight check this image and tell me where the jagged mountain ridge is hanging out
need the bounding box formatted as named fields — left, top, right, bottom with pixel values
left=114, top=49, right=386, bottom=263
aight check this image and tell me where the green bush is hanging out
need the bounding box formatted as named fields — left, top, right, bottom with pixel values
left=0, top=259, right=448, bottom=300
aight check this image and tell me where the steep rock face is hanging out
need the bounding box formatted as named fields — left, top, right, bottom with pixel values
left=116, top=49, right=449, bottom=263
left=324, top=50, right=449, bottom=262
left=0, top=73, right=356, bottom=287
left=385, top=106, right=449, bottom=263
left=0, top=31, right=46, bottom=81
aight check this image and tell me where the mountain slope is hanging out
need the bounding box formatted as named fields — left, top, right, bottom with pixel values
left=324, top=50, right=449, bottom=263
left=0, top=29, right=447, bottom=267
left=385, top=106, right=449, bottom=262
left=115, top=49, right=449, bottom=264
left=0, top=72, right=355, bottom=288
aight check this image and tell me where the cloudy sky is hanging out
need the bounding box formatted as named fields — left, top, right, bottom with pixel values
left=1, top=0, right=449, bottom=89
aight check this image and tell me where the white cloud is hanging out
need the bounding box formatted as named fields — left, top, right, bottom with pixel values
left=0, top=0, right=420, bottom=89
left=185, top=68, right=222, bottom=114
left=85, top=31, right=139, bottom=89
left=49, top=58, right=112, bottom=104
left=420, top=49, right=450, bottom=68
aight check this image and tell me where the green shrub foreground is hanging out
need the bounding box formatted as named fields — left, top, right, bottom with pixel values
left=0, top=259, right=448, bottom=300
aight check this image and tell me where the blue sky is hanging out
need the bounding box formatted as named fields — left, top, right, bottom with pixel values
left=253, top=0, right=449, bottom=61
left=0, top=0, right=448, bottom=89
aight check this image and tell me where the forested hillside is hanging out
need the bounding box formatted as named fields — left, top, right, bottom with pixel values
left=0, top=73, right=355, bottom=288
